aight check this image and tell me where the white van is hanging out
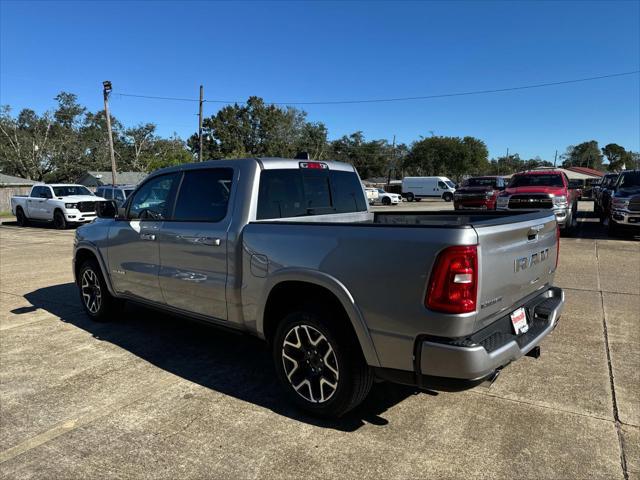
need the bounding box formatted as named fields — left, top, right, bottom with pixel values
left=401, top=176, right=456, bottom=202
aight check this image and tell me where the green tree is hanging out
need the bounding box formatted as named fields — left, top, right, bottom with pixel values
left=328, top=131, right=392, bottom=179
left=601, top=143, right=631, bottom=172
left=561, top=141, right=603, bottom=170
left=404, top=136, right=488, bottom=181
left=189, top=96, right=327, bottom=160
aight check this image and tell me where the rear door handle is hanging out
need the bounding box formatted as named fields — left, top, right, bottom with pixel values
left=176, top=235, right=221, bottom=246
left=140, top=233, right=156, bottom=241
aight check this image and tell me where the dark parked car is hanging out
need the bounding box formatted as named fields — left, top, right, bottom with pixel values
left=453, top=176, right=505, bottom=210
left=607, top=170, right=640, bottom=236
left=595, top=173, right=619, bottom=217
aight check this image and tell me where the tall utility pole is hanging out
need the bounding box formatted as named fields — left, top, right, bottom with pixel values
left=198, top=85, right=204, bottom=162
left=102, top=81, right=117, bottom=186
left=387, top=135, right=396, bottom=186
left=554, top=150, right=558, bottom=167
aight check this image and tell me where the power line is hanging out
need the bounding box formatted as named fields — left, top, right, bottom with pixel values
left=116, top=70, right=640, bottom=106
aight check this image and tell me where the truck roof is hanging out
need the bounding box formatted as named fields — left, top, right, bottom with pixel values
left=149, top=157, right=357, bottom=178
left=512, top=170, right=564, bottom=176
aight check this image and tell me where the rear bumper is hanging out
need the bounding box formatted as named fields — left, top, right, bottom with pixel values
left=375, top=287, right=564, bottom=390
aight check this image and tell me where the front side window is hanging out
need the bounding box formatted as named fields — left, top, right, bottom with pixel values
left=103, top=188, right=113, bottom=200
left=128, top=173, right=179, bottom=220
left=114, top=189, right=125, bottom=201
left=438, top=181, right=447, bottom=189
left=172, top=168, right=233, bottom=222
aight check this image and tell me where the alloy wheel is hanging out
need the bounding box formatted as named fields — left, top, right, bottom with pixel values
left=281, top=324, right=339, bottom=404
left=81, top=269, right=102, bottom=314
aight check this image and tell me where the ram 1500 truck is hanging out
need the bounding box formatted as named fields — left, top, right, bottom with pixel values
left=73, top=158, right=564, bottom=417
left=11, top=184, right=105, bottom=229
left=496, top=170, right=579, bottom=234
left=453, top=176, right=505, bottom=210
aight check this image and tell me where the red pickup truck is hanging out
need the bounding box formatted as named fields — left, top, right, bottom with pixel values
left=496, top=170, right=579, bottom=233
left=453, top=176, right=506, bottom=210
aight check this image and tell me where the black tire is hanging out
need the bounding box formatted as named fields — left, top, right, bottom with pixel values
left=272, top=308, right=374, bottom=418
left=78, top=259, right=122, bottom=321
left=53, top=210, right=67, bottom=230
left=406, top=193, right=415, bottom=202
left=442, top=192, right=453, bottom=202
left=382, top=196, right=391, bottom=206
left=607, top=219, right=620, bottom=237
left=16, top=207, right=28, bottom=227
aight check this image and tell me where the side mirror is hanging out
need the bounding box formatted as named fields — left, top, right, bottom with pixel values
left=96, top=200, right=118, bottom=218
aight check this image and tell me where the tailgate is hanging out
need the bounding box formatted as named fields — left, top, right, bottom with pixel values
left=473, top=213, right=558, bottom=328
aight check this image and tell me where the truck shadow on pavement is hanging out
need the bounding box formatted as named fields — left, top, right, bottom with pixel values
left=20, top=283, right=425, bottom=432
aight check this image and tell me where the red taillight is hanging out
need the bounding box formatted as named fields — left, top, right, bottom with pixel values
left=426, top=245, right=478, bottom=314
left=555, top=224, right=560, bottom=269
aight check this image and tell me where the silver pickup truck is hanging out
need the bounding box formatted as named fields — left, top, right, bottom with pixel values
left=73, top=158, right=564, bottom=417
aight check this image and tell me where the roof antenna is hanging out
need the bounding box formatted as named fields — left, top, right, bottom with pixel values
left=294, top=152, right=310, bottom=160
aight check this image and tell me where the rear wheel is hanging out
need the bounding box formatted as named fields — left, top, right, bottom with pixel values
left=16, top=207, right=28, bottom=227
left=443, top=192, right=453, bottom=202
left=53, top=210, right=67, bottom=230
left=78, top=259, right=122, bottom=321
left=272, top=309, right=373, bottom=418
left=406, top=193, right=415, bottom=202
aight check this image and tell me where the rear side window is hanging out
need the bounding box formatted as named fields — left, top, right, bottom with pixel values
left=172, top=168, right=233, bottom=222
left=257, top=169, right=366, bottom=220
left=114, top=189, right=125, bottom=201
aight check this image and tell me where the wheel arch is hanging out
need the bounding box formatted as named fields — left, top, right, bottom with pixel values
left=258, top=270, right=381, bottom=367
left=74, top=244, right=117, bottom=297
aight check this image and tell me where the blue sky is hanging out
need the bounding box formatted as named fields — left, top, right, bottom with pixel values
left=1, top=0, right=639, bottom=161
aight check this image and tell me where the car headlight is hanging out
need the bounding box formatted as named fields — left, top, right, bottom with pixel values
left=497, top=196, right=509, bottom=207
left=65, top=203, right=78, bottom=208
left=552, top=195, right=568, bottom=207
left=612, top=198, right=630, bottom=209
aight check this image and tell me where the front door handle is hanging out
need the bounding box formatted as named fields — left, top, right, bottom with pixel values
left=140, top=233, right=156, bottom=241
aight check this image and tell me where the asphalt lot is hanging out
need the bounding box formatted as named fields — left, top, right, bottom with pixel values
left=0, top=201, right=638, bottom=479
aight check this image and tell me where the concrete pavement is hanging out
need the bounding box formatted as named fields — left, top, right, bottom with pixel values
left=0, top=202, right=638, bottom=479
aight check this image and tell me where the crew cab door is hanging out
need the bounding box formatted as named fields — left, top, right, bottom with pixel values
left=158, top=168, right=233, bottom=320
left=107, top=172, right=180, bottom=303
left=28, top=186, right=51, bottom=219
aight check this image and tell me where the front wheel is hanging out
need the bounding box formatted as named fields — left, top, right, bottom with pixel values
left=272, top=310, right=373, bottom=418
left=53, top=210, right=67, bottom=230
left=78, top=259, right=122, bottom=321
left=382, top=197, right=391, bottom=206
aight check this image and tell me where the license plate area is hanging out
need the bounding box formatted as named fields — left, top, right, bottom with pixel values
left=510, top=307, right=529, bottom=335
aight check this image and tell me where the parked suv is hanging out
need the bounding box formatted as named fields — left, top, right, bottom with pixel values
left=453, top=176, right=505, bottom=210
left=496, top=170, right=579, bottom=234
left=95, top=185, right=136, bottom=207
left=607, top=170, right=640, bottom=236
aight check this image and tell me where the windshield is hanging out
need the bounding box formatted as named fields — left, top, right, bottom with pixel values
left=377, top=189, right=386, bottom=193
left=463, top=178, right=496, bottom=187
left=445, top=181, right=455, bottom=188
left=509, top=174, right=563, bottom=188
left=618, top=172, right=640, bottom=189
left=52, top=186, right=93, bottom=197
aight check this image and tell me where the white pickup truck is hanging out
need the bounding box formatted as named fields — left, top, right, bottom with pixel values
left=11, top=184, right=105, bottom=229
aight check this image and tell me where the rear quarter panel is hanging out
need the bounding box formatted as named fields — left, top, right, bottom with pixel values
left=241, top=222, right=478, bottom=371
